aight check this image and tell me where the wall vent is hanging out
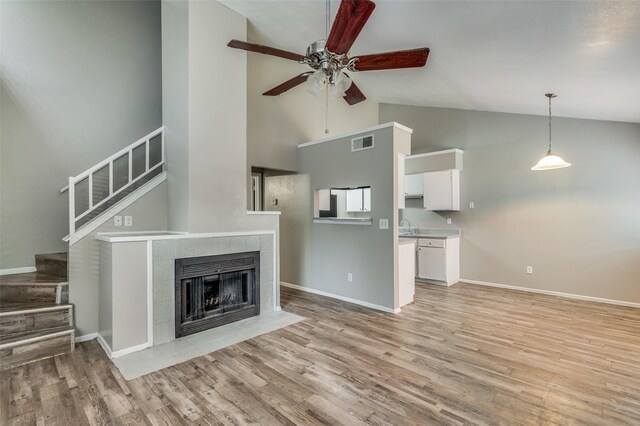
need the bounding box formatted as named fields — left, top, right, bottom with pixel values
left=351, top=135, right=374, bottom=152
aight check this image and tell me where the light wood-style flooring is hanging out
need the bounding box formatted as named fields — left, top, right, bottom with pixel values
left=2, top=283, right=640, bottom=425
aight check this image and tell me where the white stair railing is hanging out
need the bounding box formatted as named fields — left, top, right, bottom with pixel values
left=62, top=127, right=165, bottom=237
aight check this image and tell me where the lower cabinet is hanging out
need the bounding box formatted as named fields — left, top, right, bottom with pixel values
left=417, top=237, right=459, bottom=286
left=398, top=240, right=416, bottom=307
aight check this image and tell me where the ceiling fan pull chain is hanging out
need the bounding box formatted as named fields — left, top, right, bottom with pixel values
left=325, top=85, right=329, bottom=134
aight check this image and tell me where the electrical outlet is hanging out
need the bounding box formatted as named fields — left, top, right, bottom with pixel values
left=124, top=216, right=133, bottom=227
left=446, top=218, right=452, bottom=225
left=469, top=202, right=475, bottom=209
left=379, top=219, right=389, bottom=229
left=347, top=273, right=353, bottom=282
left=526, top=266, right=533, bottom=274
left=114, top=216, right=122, bottom=226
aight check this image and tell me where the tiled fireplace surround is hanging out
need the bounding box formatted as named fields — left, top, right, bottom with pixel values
left=152, top=233, right=275, bottom=345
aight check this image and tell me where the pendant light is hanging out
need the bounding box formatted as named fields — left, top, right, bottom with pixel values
left=531, top=93, right=572, bottom=171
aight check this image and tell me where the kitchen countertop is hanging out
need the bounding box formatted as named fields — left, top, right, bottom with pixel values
left=398, top=228, right=461, bottom=240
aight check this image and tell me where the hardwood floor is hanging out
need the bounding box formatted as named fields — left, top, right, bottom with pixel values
left=2, top=283, right=640, bottom=425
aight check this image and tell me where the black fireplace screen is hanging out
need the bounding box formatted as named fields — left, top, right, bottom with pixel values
left=183, top=271, right=253, bottom=321
left=175, top=252, right=260, bottom=338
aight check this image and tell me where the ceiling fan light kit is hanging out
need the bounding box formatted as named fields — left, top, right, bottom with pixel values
left=227, top=0, right=430, bottom=106
left=532, top=93, right=572, bottom=171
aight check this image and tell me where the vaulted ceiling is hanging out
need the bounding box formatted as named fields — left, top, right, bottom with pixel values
left=220, top=0, right=640, bottom=123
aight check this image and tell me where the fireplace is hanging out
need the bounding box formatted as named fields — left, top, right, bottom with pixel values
left=175, top=252, right=260, bottom=338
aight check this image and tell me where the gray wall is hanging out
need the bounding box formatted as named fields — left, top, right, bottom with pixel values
left=380, top=103, right=640, bottom=304
left=0, top=0, right=162, bottom=269
left=264, top=174, right=311, bottom=286
left=298, top=127, right=401, bottom=309
left=162, top=0, right=189, bottom=232
left=160, top=0, right=279, bottom=235
left=111, top=241, right=148, bottom=351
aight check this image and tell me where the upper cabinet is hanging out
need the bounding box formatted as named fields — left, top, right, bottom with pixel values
left=346, top=188, right=371, bottom=212
left=404, top=174, right=424, bottom=198
left=401, top=149, right=463, bottom=211
left=423, top=170, right=460, bottom=211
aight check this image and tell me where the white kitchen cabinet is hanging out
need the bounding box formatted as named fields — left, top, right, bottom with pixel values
left=318, top=189, right=331, bottom=211
left=346, top=188, right=371, bottom=212
left=398, top=239, right=416, bottom=307
left=404, top=173, right=423, bottom=198
left=397, top=154, right=406, bottom=209
left=417, top=237, right=460, bottom=286
left=423, top=170, right=460, bottom=211
left=363, top=187, right=371, bottom=211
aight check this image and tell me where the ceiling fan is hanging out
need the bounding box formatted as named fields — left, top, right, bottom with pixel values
left=227, top=0, right=430, bottom=106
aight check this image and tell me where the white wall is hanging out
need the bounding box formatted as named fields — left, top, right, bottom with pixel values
left=0, top=0, right=162, bottom=268
left=381, top=103, right=640, bottom=304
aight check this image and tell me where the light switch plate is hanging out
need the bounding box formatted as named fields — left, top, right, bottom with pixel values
left=379, top=219, right=389, bottom=229
left=114, top=216, right=122, bottom=226
left=124, top=216, right=133, bottom=227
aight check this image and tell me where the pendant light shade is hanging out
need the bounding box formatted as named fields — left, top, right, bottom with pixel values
left=532, top=93, right=572, bottom=171
left=531, top=150, right=572, bottom=170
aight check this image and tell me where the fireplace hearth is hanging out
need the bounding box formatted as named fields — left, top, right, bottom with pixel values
left=175, top=252, right=260, bottom=338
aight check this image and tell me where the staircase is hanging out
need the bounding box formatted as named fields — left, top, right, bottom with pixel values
left=0, top=253, right=74, bottom=370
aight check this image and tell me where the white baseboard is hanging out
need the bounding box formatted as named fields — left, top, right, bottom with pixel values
left=0, top=266, right=36, bottom=276
left=95, top=332, right=150, bottom=359
left=111, top=342, right=151, bottom=359
left=75, top=333, right=98, bottom=343
left=460, top=278, right=640, bottom=309
left=96, top=333, right=113, bottom=358
left=281, top=281, right=401, bottom=314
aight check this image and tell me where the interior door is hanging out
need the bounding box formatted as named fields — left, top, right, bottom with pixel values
left=251, top=173, right=262, bottom=211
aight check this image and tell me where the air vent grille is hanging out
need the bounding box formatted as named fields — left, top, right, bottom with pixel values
left=351, top=134, right=374, bottom=152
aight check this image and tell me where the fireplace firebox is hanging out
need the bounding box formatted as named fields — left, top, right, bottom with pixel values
left=175, top=252, right=260, bottom=338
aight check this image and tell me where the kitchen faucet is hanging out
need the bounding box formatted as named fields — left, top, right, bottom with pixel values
left=400, top=218, right=411, bottom=234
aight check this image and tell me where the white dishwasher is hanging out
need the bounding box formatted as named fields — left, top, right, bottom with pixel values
left=417, top=238, right=447, bottom=281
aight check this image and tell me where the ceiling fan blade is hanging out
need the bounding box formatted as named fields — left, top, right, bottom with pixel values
left=263, top=73, right=312, bottom=96
left=343, top=78, right=366, bottom=105
left=352, top=48, right=430, bottom=71
left=227, top=39, right=305, bottom=62
left=326, top=0, right=376, bottom=55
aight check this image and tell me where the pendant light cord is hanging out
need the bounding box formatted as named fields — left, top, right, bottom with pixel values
left=548, top=95, right=553, bottom=153
left=324, top=0, right=330, bottom=134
